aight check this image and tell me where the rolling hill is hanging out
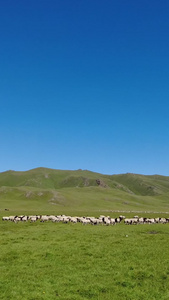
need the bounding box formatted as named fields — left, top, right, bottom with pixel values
left=0, top=167, right=169, bottom=213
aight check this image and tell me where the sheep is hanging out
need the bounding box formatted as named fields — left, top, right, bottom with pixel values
left=2, top=217, right=10, bottom=221
left=96, top=218, right=103, bottom=225
left=30, top=216, right=38, bottom=222
left=63, top=217, right=70, bottom=223
left=69, top=217, right=77, bottom=223
left=124, top=218, right=132, bottom=225
left=103, top=217, right=111, bottom=226
left=119, top=215, right=126, bottom=220
left=145, top=218, right=155, bottom=224
left=48, top=215, right=56, bottom=221
left=21, top=216, right=28, bottom=222
left=115, top=218, right=121, bottom=223
left=28, top=215, right=37, bottom=220
left=125, top=218, right=138, bottom=225
left=40, top=215, right=49, bottom=222
left=9, top=216, right=16, bottom=222
left=110, top=218, right=116, bottom=225
left=159, top=218, right=167, bottom=224
left=138, top=217, right=144, bottom=224
left=52, top=216, right=60, bottom=222
left=2, top=213, right=169, bottom=227
left=155, top=218, right=160, bottom=223
left=131, top=218, right=139, bottom=225
left=14, top=216, right=22, bottom=223
left=81, top=218, right=90, bottom=225
left=90, top=218, right=99, bottom=225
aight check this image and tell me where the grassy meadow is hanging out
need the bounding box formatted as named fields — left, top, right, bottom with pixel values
left=1, top=168, right=169, bottom=213
left=1, top=217, right=169, bottom=300
left=1, top=168, right=169, bottom=299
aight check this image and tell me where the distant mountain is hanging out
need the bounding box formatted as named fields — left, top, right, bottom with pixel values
left=0, top=168, right=169, bottom=195
left=0, top=168, right=169, bottom=212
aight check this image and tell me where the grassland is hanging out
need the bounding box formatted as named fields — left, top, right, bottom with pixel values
left=1, top=168, right=169, bottom=299
left=1, top=218, right=169, bottom=300
left=0, top=167, right=169, bottom=213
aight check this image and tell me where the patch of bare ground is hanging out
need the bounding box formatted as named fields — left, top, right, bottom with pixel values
left=25, top=191, right=33, bottom=198
left=96, top=179, right=107, bottom=188
left=37, top=192, right=43, bottom=196
left=84, top=178, right=89, bottom=186
left=49, top=191, right=66, bottom=206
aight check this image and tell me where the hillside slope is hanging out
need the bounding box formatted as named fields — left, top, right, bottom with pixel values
left=0, top=168, right=169, bottom=212
left=0, top=168, right=169, bottom=194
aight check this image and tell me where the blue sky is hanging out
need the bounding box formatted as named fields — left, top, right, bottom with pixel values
left=1, top=0, right=169, bottom=175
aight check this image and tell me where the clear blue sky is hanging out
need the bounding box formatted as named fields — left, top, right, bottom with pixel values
left=1, top=0, right=169, bottom=175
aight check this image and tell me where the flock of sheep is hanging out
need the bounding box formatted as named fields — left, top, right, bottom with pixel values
left=2, top=214, right=169, bottom=225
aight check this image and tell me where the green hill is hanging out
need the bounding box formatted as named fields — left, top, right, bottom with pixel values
left=0, top=168, right=169, bottom=213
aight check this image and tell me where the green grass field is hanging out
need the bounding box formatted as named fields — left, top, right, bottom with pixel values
left=1, top=218, right=169, bottom=300
left=1, top=168, right=169, bottom=299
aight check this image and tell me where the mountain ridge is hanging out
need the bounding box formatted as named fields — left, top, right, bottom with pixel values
left=0, top=167, right=169, bottom=212
left=0, top=167, right=169, bottom=195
